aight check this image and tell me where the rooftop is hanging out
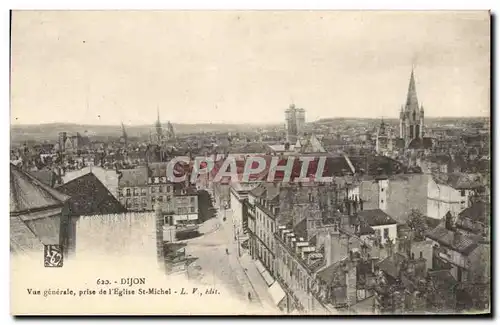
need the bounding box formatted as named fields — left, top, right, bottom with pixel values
left=57, top=173, right=126, bottom=217
left=357, top=209, right=398, bottom=227
left=10, top=164, right=69, bottom=216
left=425, top=223, right=482, bottom=255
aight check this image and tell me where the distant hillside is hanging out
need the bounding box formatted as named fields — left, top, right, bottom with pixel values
left=9, top=122, right=279, bottom=145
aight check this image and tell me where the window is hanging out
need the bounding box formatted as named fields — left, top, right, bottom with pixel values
left=159, top=186, right=163, bottom=193
left=126, top=188, right=131, bottom=197
left=141, top=188, right=147, bottom=196
left=460, top=190, right=466, bottom=197
left=141, top=197, right=147, bottom=206
left=151, top=196, right=156, bottom=204
left=381, top=188, right=384, bottom=192
left=191, top=197, right=195, bottom=204
left=133, top=187, right=139, bottom=196
left=151, top=186, right=156, bottom=194
left=158, top=196, right=164, bottom=202
left=154, top=177, right=160, bottom=184
left=190, top=207, right=195, bottom=213
left=167, top=186, right=171, bottom=193
left=384, top=228, right=389, bottom=239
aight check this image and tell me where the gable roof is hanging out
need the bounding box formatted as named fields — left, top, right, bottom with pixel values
left=57, top=173, right=126, bottom=217
left=10, top=164, right=69, bottom=216
left=425, top=223, right=481, bottom=255
left=408, top=137, right=433, bottom=150
left=10, top=216, right=44, bottom=253
left=377, top=253, right=407, bottom=279
left=316, top=260, right=351, bottom=287
left=357, top=209, right=398, bottom=227
left=458, top=201, right=490, bottom=223
left=432, top=172, right=484, bottom=189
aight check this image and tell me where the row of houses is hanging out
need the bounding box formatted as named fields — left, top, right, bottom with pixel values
left=228, top=171, right=490, bottom=314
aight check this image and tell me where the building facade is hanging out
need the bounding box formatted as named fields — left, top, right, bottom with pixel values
left=285, top=104, right=306, bottom=144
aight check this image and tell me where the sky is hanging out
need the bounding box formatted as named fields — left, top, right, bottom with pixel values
left=10, top=11, right=490, bottom=126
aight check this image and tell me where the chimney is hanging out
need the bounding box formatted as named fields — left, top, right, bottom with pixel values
left=345, top=262, right=357, bottom=309
left=387, top=239, right=394, bottom=257
left=346, top=200, right=351, bottom=215
left=444, top=211, right=454, bottom=230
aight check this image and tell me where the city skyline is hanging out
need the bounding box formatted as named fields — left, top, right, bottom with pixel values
left=11, top=11, right=490, bottom=126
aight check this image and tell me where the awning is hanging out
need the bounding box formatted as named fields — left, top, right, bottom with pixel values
left=254, top=259, right=275, bottom=286
left=261, top=270, right=275, bottom=286
left=268, top=281, right=286, bottom=305
left=254, top=259, right=266, bottom=274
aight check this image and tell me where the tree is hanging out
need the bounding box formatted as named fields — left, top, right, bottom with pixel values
left=407, top=209, right=428, bottom=241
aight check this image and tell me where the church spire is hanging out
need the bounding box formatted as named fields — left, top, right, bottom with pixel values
left=121, top=122, right=128, bottom=144
left=405, top=67, right=419, bottom=112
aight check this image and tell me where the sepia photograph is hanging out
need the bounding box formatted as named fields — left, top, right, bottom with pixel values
left=9, top=10, right=491, bottom=315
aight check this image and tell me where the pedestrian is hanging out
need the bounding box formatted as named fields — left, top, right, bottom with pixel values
left=248, top=292, right=252, bottom=301
left=225, top=248, right=229, bottom=255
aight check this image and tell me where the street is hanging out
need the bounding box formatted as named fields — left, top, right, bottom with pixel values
left=183, top=215, right=254, bottom=304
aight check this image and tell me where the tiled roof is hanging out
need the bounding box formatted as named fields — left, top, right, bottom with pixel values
left=408, top=137, right=433, bottom=149
left=10, top=164, right=69, bottom=216
left=57, top=173, right=126, bottom=217
left=316, top=260, right=349, bottom=286
left=458, top=201, right=489, bottom=223
left=359, top=223, right=375, bottom=235
left=249, top=183, right=266, bottom=197
left=432, top=172, right=484, bottom=189
left=293, top=218, right=307, bottom=239
left=357, top=209, right=398, bottom=227
left=377, top=253, right=407, bottom=279
left=428, top=270, right=457, bottom=292
left=425, top=223, right=480, bottom=255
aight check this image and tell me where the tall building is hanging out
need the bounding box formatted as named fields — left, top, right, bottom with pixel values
left=285, top=104, right=305, bottom=144
left=375, top=119, right=391, bottom=155
left=153, top=108, right=163, bottom=144
left=58, top=132, right=67, bottom=152
left=399, top=69, right=425, bottom=145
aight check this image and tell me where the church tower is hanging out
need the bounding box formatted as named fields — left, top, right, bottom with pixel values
left=154, top=107, right=163, bottom=144
left=400, top=68, right=424, bottom=145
